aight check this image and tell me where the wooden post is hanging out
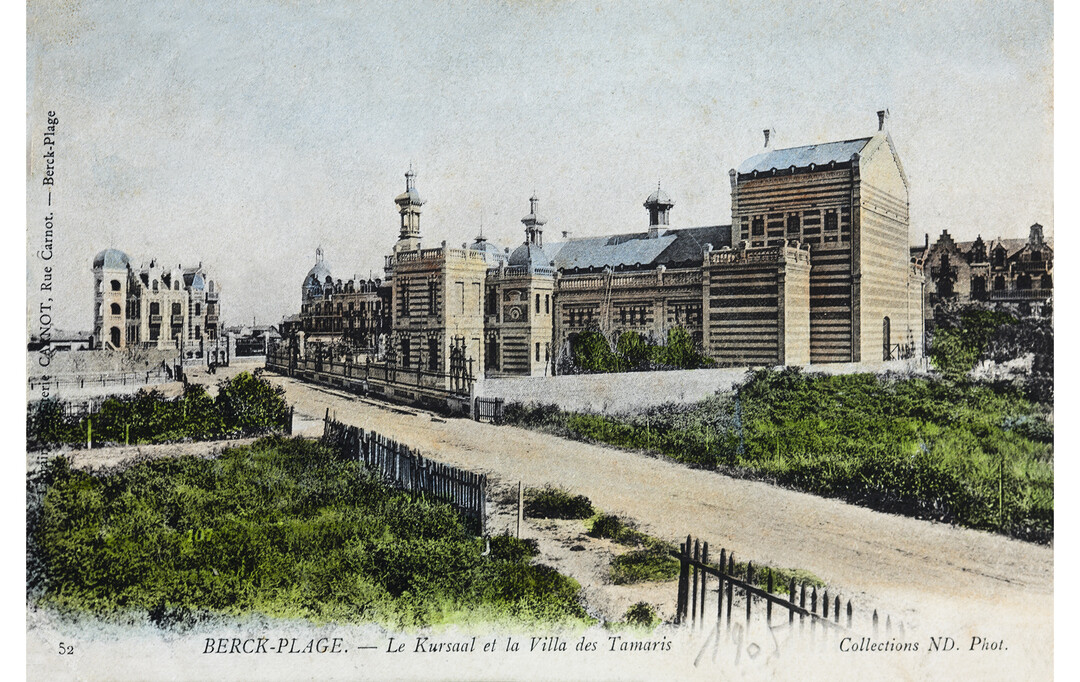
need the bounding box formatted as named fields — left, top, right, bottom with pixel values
left=86, top=417, right=92, bottom=449
left=823, top=590, right=829, bottom=620
left=872, top=609, right=879, bottom=636
left=726, top=553, right=734, bottom=625
left=700, top=542, right=708, bottom=623
left=834, top=596, right=840, bottom=624
left=516, top=481, right=523, bottom=539
left=125, top=423, right=130, bottom=446
left=846, top=600, right=853, bottom=628
left=676, top=541, right=689, bottom=624
left=717, top=548, right=726, bottom=623
left=766, top=570, right=773, bottom=624
left=800, top=584, right=807, bottom=630
left=810, top=587, right=817, bottom=633
left=788, top=578, right=796, bottom=625
left=691, top=539, right=700, bottom=626
left=745, top=561, right=753, bottom=624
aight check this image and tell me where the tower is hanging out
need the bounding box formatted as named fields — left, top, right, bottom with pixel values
left=394, top=168, right=424, bottom=253
left=521, top=193, right=546, bottom=247
left=92, top=248, right=131, bottom=350
left=644, top=183, right=674, bottom=238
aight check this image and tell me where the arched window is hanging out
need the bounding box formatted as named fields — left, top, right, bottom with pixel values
left=1040, top=274, right=1052, bottom=290
left=994, top=275, right=1006, bottom=291
left=110, top=327, right=121, bottom=348
left=110, top=279, right=121, bottom=291
left=971, top=276, right=986, bottom=300
left=152, top=281, right=158, bottom=292
left=150, top=302, right=159, bottom=316
left=1017, top=274, right=1032, bottom=290
left=110, top=303, right=121, bottom=316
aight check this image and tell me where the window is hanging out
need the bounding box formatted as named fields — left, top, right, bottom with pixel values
left=150, top=302, right=160, bottom=316
left=536, top=293, right=541, bottom=314
left=152, top=281, right=158, bottom=292
left=751, top=217, right=764, bottom=236
left=786, top=214, right=800, bottom=237
left=1017, top=274, right=1032, bottom=290
left=194, top=303, right=201, bottom=316
left=545, top=295, right=550, bottom=314
left=172, top=302, right=181, bottom=315
left=536, top=343, right=541, bottom=362
left=824, top=212, right=837, bottom=232
left=195, top=325, right=201, bottom=340
left=994, top=275, right=1006, bottom=291
left=401, top=341, right=411, bottom=368
left=110, top=303, right=121, bottom=315
left=428, top=281, right=437, bottom=315
left=428, top=337, right=438, bottom=370
left=110, top=279, right=121, bottom=291
left=1041, top=274, right=1053, bottom=290
left=149, top=325, right=160, bottom=341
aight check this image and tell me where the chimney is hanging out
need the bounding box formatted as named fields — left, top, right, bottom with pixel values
left=925, top=233, right=929, bottom=249
left=562, top=230, right=572, bottom=239
left=763, top=128, right=775, bottom=149
left=877, top=109, right=889, bottom=131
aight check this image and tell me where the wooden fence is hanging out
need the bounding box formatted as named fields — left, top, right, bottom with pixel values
left=321, top=412, right=487, bottom=535
left=673, top=535, right=902, bottom=638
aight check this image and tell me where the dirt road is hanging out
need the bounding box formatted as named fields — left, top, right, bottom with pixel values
left=267, top=374, right=1053, bottom=629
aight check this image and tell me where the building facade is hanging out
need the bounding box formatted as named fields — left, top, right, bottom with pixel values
left=913, top=223, right=1053, bottom=320
left=284, top=113, right=928, bottom=384
left=91, top=248, right=221, bottom=359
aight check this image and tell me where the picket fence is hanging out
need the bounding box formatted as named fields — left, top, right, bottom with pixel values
left=321, top=412, right=487, bottom=534
left=673, top=535, right=902, bottom=638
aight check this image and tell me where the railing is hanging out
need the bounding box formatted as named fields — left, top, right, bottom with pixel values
left=322, top=414, right=487, bottom=534
left=672, top=535, right=902, bottom=638
left=28, top=369, right=173, bottom=393
left=989, top=289, right=1052, bottom=301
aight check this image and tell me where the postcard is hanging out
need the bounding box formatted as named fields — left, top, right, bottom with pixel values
left=25, top=1, right=1054, bottom=680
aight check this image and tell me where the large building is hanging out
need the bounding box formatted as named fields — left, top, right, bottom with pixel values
left=913, top=223, right=1053, bottom=320
left=92, top=248, right=221, bottom=359
left=286, top=112, right=926, bottom=385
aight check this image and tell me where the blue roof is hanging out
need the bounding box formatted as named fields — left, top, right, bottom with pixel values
left=737, top=138, right=872, bottom=175
left=93, top=248, right=130, bottom=269
left=547, top=225, right=731, bottom=272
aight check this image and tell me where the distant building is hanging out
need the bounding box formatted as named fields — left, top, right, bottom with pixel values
left=912, top=223, right=1053, bottom=320
left=283, top=112, right=927, bottom=384
left=91, top=249, right=221, bottom=360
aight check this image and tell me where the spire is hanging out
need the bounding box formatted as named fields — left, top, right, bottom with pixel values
left=316, top=246, right=324, bottom=264
left=394, top=167, right=424, bottom=250
left=521, top=193, right=546, bottom=246
left=644, top=182, right=674, bottom=237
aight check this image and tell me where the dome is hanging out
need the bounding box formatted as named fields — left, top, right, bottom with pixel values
left=304, top=260, right=332, bottom=288
left=93, top=248, right=130, bottom=269
left=469, top=235, right=504, bottom=261
left=644, top=187, right=674, bottom=207
left=508, top=242, right=551, bottom=268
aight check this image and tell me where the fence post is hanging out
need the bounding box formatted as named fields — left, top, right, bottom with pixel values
left=517, top=481, right=524, bottom=539
left=788, top=578, right=796, bottom=625
left=745, top=561, right=753, bottom=624
left=800, top=584, right=807, bottom=630
left=691, top=539, right=700, bottom=626
left=700, top=542, right=708, bottom=626
left=873, top=609, right=879, bottom=636
left=766, top=570, right=773, bottom=625
left=717, top=548, right=726, bottom=624
left=86, top=417, right=92, bottom=450
left=726, top=553, right=734, bottom=626
left=846, top=600, right=852, bottom=629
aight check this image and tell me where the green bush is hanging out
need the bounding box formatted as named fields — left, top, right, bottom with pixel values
left=525, top=486, right=595, bottom=520
left=588, top=514, right=624, bottom=540
left=610, top=548, right=679, bottom=585
left=621, top=601, right=659, bottom=628
left=507, top=369, right=1053, bottom=542
left=26, top=372, right=290, bottom=449
left=28, top=437, right=591, bottom=628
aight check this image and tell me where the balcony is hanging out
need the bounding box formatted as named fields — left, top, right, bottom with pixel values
left=171, top=315, right=184, bottom=326
left=149, top=314, right=162, bottom=324
left=206, top=314, right=219, bottom=325
left=989, top=289, right=1051, bottom=302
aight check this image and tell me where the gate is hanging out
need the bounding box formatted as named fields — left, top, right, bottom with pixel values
left=473, top=397, right=504, bottom=423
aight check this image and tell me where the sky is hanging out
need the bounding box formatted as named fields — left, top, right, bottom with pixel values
left=25, top=0, right=1054, bottom=332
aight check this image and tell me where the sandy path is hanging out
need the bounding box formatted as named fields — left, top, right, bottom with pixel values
left=268, top=375, right=1052, bottom=629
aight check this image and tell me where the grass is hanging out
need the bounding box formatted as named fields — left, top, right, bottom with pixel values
left=27, top=437, right=592, bottom=629
left=587, top=513, right=823, bottom=592
left=525, top=486, right=595, bottom=520
left=504, top=368, right=1053, bottom=543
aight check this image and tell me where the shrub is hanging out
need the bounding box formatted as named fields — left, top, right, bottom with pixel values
left=621, top=602, right=659, bottom=628
left=28, top=437, right=592, bottom=627
left=610, top=548, right=679, bottom=585
left=589, top=514, right=624, bottom=540
left=525, top=486, right=595, bottom=520
left=488, top=534, right=540, bottom=563
left=215, top=372, right=289, bottom=436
